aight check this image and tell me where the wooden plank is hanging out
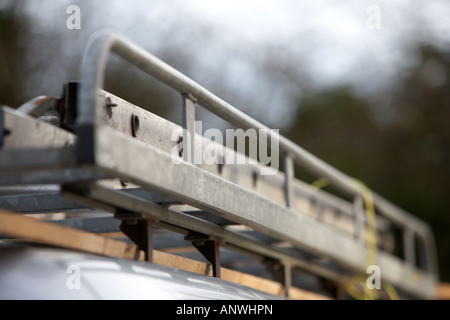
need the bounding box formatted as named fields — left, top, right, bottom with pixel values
left=436, top=283, right=450, bottom=300
left=221, top=267, right=283, bottom=297
left=289, top=287, right=332, bottom=300
left=160, top=246, right=198, bottom=254
left=152, top=249, right=330, bottom=300
left=153, top=249, right=213, bottom=276
left=0, top=208, right=329, bottom=299
left=0, top=209, right=138, bottom=259
left=96, top=231, right=127, bottom=238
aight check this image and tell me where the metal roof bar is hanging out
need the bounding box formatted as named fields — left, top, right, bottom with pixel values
left=76, top=30, right=437, bottom=277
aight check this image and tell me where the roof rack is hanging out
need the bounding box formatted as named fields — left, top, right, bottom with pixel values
left=0, top=31, right=438, bottom=299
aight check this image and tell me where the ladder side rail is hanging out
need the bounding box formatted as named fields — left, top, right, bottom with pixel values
left=76, top=31, right=438, bottom=279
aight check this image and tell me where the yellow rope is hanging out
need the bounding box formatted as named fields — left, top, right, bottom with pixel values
left=311, top=178, right=399, bottom=300
left=311, top=177, right=329, bottom=191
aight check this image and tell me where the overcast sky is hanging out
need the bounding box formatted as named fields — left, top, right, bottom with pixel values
left=9, top=0, right=450, bottom=127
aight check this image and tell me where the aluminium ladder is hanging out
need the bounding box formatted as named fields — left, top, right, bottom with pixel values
left=0, top=31, right=438, bottom=299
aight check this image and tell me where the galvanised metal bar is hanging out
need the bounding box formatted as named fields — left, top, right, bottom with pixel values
left=181, top=94, right=196, bottom=163
left=352, top=196, right=365, bottom=243
left=282, top=153, right=294, bottom=208
left=62, top=181, right=351, bottom=285
left=90, top=127, right=436, bottom=297
left=76, top=31, right=438, bottom=278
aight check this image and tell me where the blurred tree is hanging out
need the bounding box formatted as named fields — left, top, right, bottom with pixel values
left=0, top=3, right=177, bottom=121
left=0, top=2, right=30, bottom=107
left=285, top=44, right=450, bottom=281
left=388, top=44, right=450, bottom=282
left=284, top=86, right=385, bottom=186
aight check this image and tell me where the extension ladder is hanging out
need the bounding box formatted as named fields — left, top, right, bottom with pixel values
left=0, top=31, right=438, bottom=299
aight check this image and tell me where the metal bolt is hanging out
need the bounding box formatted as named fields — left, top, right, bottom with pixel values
left=106, top=97, right=118, bottom=108
left=178, top=136, right=183, bottom=157
left=217, top=154, right=224, bottom=174
left=131, top=114, right=140, bottom=137
left=105, top=97, right=118, bottom=119
left=252, top=170, right=258, bottom=187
